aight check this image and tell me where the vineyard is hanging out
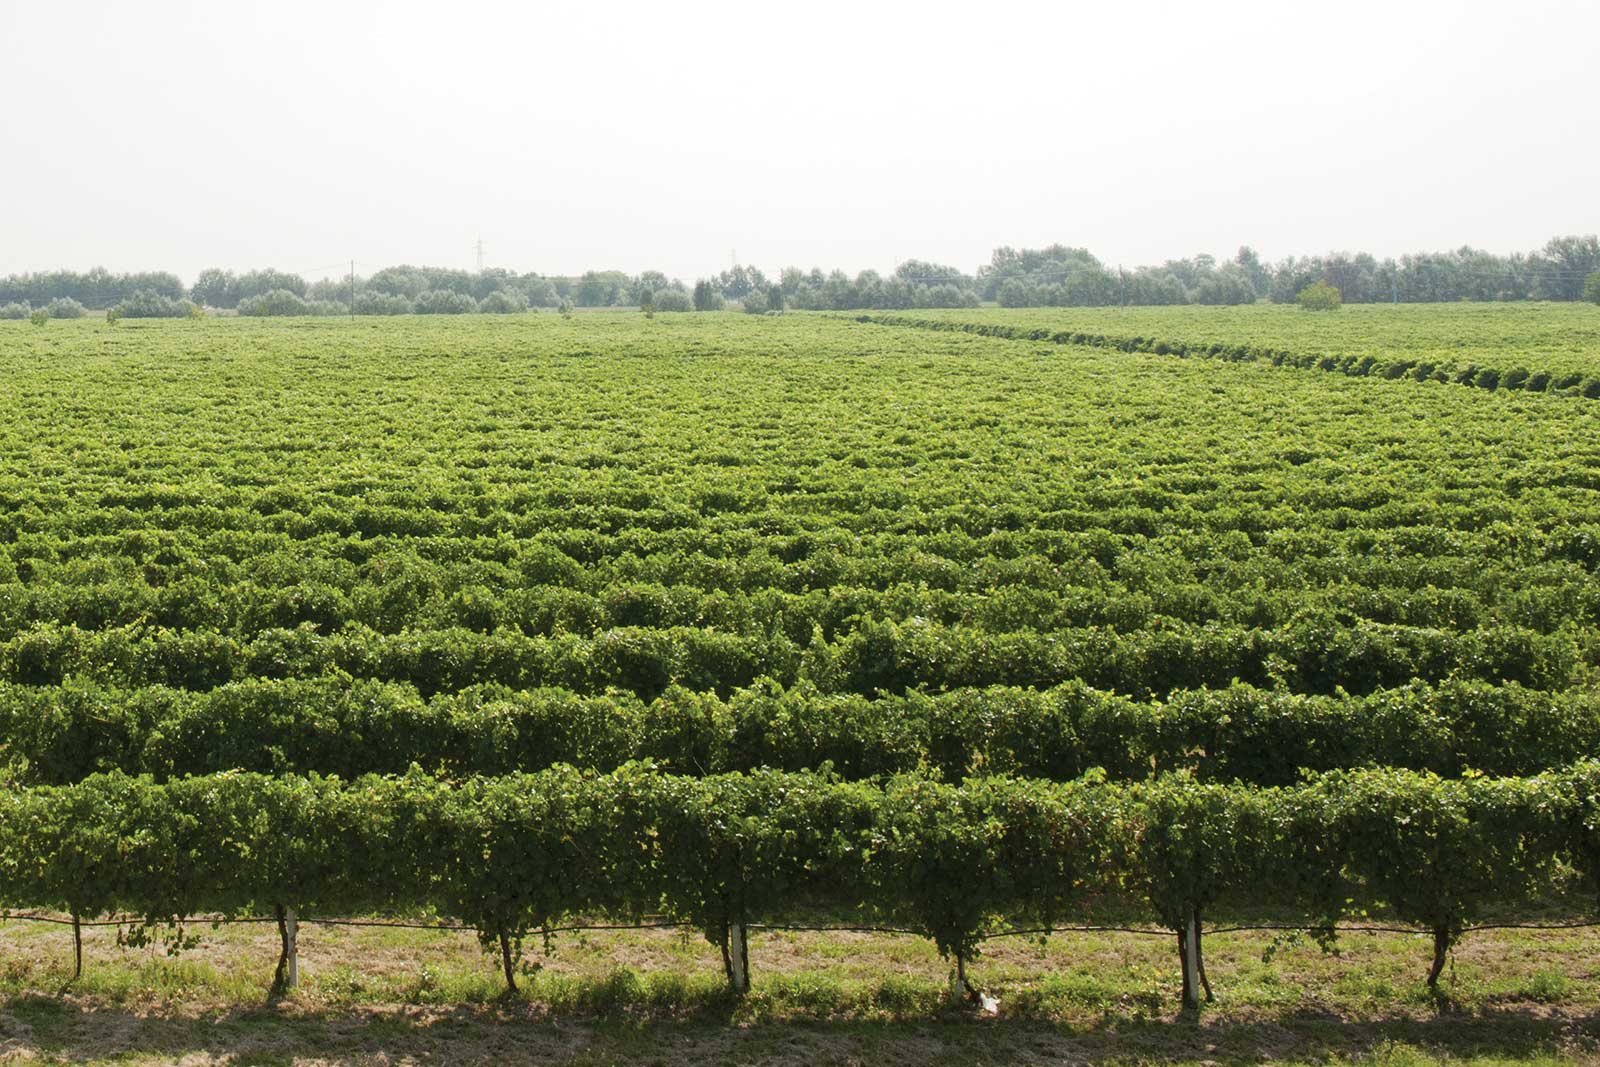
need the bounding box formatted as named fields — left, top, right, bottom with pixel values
left=852, top=302, right=1600, bottom=396
left=1, top=309, right=1600, bottom=1027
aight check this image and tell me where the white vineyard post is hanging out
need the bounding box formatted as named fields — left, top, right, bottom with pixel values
left=285, top=907, right=299, bottom=989
left=950, top=953, right=969, bottom=1005
left=728, top=922, right=750, bottom=994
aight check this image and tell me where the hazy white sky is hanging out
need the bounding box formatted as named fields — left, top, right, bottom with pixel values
left=2, top=0, right=1595, bottom=283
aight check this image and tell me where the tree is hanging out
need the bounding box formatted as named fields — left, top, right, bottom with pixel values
left=1314, top=253, right=1377, bottom=304
left=692, top=280, right=723, bottom=311
left=353, top=291, right=413, bottom=316
left=1193, top=266, right=1257, bottom=306
left=979, top=244, right=1103, bottom=301
left=820, top=270, right=856, bottom=310
left=574, top=271, right=629, bottom=307
left=235, top=270, right=307, bottom=302
left=471, top=269, right=518, bottom=302
left=365, top=266, right=431, bottom=299
left=742, top=289, right=768, bottom=314
left=1234, top=247, right=1269, bottom=297
left=1297, top=281, right=1342, bottom=311
left=191, top=268, right=238, bottom=308
left=415, top=290, right=478, bottom=314
left=307, top=277, right=356, bottom=303
left=1532, top=235, right=1600, bottom=300
left=996, top=278, right=1036, bottom=307
left=518, top=276, right=560, bottom=307
left=718, top=265, right=768, bottom=301
left=895, top=260, right=972, bottom=290
left=765, top=284, right=784, bottom=312
left=1585, top=271, right=1600, bottom=305
left=630, top=271, right=676, bottom=306
left=1128, top=270, right=1189, bottom=305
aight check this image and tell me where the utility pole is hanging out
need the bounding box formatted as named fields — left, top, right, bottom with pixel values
left=476, top=238, right=485, bottom=273
left=349, top=259, right=356, bottom=320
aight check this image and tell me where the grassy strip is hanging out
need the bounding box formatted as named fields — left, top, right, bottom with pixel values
left=0, top=921, right=1597, bottom=1065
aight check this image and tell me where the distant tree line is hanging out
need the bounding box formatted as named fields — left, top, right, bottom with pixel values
left=3, top=235, right=1596, bottom=317
left=704, top=262, right=983, bottom=313
left=0, top=269, right=185, bottom=309
left=974, top=236, right=1600, bottom=308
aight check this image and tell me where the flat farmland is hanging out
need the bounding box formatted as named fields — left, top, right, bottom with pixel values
left=856, top=302, right=1600, bottom=393
left=1, top=308, right=1599, bottom=1065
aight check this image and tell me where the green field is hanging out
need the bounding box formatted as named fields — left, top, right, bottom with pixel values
left=854, top=302, right=1600, bottom=392
left=1, top=309, right=1599, bottom=1065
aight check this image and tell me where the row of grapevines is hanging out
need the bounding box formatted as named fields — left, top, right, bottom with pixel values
left=6, top=543, right=1597, bottom=640
left=853, top=313, right=1600, bottom=398
left=4, top=675, right=1597, bottom=787
left=1, top=616, right=1588, bottom=699
left=1, top=764, right=1594, bottom=1002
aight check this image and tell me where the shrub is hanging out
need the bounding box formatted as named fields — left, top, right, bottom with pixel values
left=654, top=289, right=692, bottom=313
left=741, top=290, right=768, bottom=315
left=1297, top=281, right=1342, bottom=311
left=113, top=289, right=200, bottom=318
left=415, top=290, right=478, bottom=314
left=353, top=291, right=413, bottom=316
left=44, top=297, right=85, bottom=319
left=1585, top=271, right=1600, bottom=305
left=238, top=289, right=310, bottom=317
left=29, top=309, right=47, bottom=326
left=305, top=300, right=348, bottom=317
left=0, top=302, right=28, bottom=320
left=477, top=290, right=528, bottom=314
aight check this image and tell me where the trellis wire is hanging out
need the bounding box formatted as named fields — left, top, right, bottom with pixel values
left=5, top=911, right=1595, bottom=939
